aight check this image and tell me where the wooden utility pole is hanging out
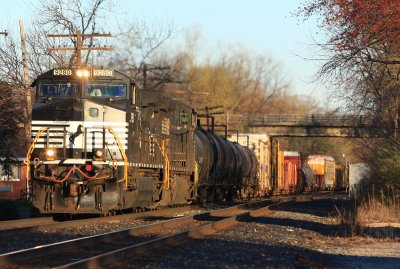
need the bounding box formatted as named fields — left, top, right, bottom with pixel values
left=20, top=20, right=31, bottom=110
left=48, top=30, right=112, bottom=67
left=19, top=20, right=32, bottom=200
left=19, top=20, right=32, bottom=150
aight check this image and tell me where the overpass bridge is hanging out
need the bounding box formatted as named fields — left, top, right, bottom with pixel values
left=227, top=114, right=374, bottom=137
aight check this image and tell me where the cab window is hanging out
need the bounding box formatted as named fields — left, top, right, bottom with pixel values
left=86, top=84, right=127, bottom=97
left=40, top=83, right=75, bottom=96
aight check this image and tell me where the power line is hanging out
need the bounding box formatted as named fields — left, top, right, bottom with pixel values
left=47, top=31, right=112, bottom=68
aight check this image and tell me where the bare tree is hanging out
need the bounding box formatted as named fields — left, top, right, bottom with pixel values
left=0, top=0, right=111, bottom=153
left=35, top=0, right=110, bottom=68
left=297, top=0, right=400, bottom=196
left=298, top=0, right=400, bottom=138
left=109, top=18, right=177, bottom=90
left=0, top=31, right=29, bottom=152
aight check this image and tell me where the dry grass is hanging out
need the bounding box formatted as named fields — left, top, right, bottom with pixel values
left=334, top=191, right=400, bottom=238
left=357, top=198, right=400, bottom=225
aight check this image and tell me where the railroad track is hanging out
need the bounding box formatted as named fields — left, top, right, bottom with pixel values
left=0, top=197, right=272, bottom=237
left=0, top=217, right=54, bottom=232
left=0, top=193, right=336, bottom=237
left=0, top=197, right=293, bottom=269
left=0, top=205, right=199, bottom=237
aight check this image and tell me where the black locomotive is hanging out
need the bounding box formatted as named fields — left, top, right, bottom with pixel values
left=27, top=67, right=259, bottom=215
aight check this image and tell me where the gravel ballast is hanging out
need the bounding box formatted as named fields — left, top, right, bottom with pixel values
left=124, top=196, right=400, bottom=269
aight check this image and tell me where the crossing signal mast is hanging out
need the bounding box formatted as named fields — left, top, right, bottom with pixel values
left=48, top=30, right=112, bottom=68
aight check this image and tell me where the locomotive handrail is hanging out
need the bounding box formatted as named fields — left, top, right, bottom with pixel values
left=25, top=127, right=49, bottom=183
left=154, top=137, right=170, bottom=189
left=194, top=161, right=198, bottom=186
left=108, top=127, right=128, bottom=190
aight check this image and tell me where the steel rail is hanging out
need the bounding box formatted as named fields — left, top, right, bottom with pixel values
left=0, top=205, right=195, bottom=237
left=0, top=200, right=278, bottom=268
left=0, top=217, right=54, bottom=231
left=57, top=202, right=281, bottom=269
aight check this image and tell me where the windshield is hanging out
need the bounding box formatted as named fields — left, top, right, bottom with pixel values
left=86, top=84, right=127, bottom=97
left=40, top=83, right=75, bottom=96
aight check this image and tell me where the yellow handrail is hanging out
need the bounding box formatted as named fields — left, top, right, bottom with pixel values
left=108, top=128, right=128, bottom=190
left=154, top=137, right=170, bottom=189
left=194, top=161, right=198, bottom=186
left=25, top=127, right=49, bottom=182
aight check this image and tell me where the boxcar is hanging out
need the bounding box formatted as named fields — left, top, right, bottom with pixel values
left=335, top=164, right=348, bottom=190
left=307, top=155, right=336, bottom=190
left=348, top=163, right=370, bottom=195
left=283, top=151, right=302, bottom=193
left=229, top=134, right=271, bottom=195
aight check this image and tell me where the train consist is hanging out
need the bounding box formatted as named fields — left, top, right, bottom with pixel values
left=232, top=136, right=349, bottom=194
left=26, top=67, right=348, bottom=216
left=27, top=67, right=260, bottom=215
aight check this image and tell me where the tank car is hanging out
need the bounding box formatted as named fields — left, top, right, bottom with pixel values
left=27, top=67, right=197, bottom=215
left=195, top=128, right=259, bottom=202
left=301, top=166, right=316, bottom=191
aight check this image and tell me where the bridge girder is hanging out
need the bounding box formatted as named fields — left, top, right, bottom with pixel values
left=249, top=126, right=372, bottom=138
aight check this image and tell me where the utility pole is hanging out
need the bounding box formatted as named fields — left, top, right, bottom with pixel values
left=139, top=63, right=170, bottom=90
left=19, top=20, right=32, bottom=151
left=20, top=20, right=31, bottom=112
left=0, top=30, right=7, bottom=36
left=48, top=30, right=112, bottom=68
left=18, top=20, right=32, bottom=200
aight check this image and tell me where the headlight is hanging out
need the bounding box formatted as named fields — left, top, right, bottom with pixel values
left=45, top=148, right=56, bottom=160
left=76, top=69, right=90, bottom=78
left=93, top=149, right=104, bottom=159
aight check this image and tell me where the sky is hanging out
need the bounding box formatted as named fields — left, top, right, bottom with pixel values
left=1, top=0, right=328, bottom=103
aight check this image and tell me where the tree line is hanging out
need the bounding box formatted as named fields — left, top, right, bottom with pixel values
left=0, top=0, right=322, bottom=159
left=298, top=0, right=400, bottom=197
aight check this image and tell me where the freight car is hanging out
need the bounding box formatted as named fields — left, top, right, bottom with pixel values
left=307, top=155, right=336, bottom=190
left=196, top=130, right=259, bottom=202
left=348, top=163, right=370, bottom=195
left=301, top=167, right=316, bottom=191
left=269, top=141, right=306, bottom=194
left=283, top=151, right=303, bottom=193
left=334, top=164, right=348, bottom=191
left=26, top=67, right=259, bottom=216
left=228, top=134, right=271, bottom=196
left=230, top=135, right=305, bottom=195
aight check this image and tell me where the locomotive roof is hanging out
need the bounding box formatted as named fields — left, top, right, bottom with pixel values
left=31, top=68, right=140, bottom=87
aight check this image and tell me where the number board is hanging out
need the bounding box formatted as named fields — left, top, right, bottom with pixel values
left=92, top=69, right=114, bottom=77
left=53, top=69, right=73, bottom=76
